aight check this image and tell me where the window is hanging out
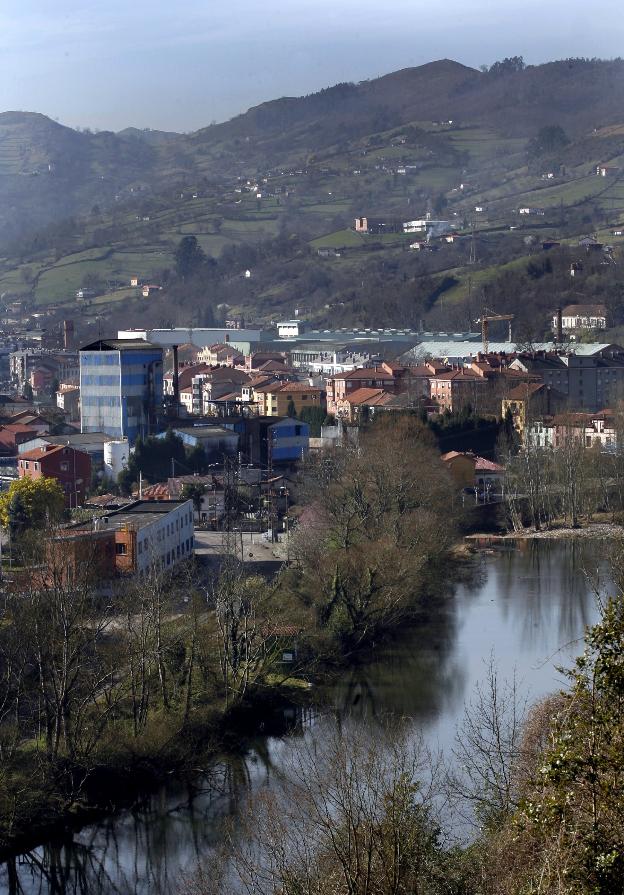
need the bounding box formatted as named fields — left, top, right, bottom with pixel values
left=116, top=543, right=127, bottom=555
left=60, top=462, right=69, bottom=472
left=138, top=541, right=143, bottom=554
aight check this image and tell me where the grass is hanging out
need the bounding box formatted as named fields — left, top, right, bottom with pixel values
left=310, top=229, right=364, bottom=249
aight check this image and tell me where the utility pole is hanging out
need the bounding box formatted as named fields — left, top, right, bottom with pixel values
left=469, top=222, right=477, bottom=265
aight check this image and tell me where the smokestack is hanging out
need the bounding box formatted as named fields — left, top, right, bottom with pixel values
left=63, top=319, right=74, bottom=349
left=556, top=307, right=563, bottom=344
left=172, top=345, right=180, bottom=408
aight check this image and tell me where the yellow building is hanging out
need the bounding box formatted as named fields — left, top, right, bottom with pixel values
left=253, top=382, right=326, bottom=417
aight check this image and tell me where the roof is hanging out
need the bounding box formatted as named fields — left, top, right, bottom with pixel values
left=431, top=369, right=483, bottom=382
left=80, top=338, right=161, bottom=352
left=19, top=444, right=87, bottom=461
left=441, top=451, right=471, bottom=462
left=339, top=366, right=396, bottom=380
left=72, top=499, right=191, bottom=533
left=341, top=387, right=387, bottom=405
left=279, top=382, right=325, bottom=393
left=505, top=382, right=550, bottom=401
left=173, top=426, right=237, bottom=439
left=39, top=432, right=115, bottom=447
left=474, top=457, right=505, bottom=473
left=561, top=304, right=607, bottom=316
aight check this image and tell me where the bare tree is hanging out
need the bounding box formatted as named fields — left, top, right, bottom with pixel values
left=184, top=725, right=449, bottom=895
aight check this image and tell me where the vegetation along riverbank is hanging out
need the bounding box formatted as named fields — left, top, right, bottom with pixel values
left=0, top=415, right=460, bottom=856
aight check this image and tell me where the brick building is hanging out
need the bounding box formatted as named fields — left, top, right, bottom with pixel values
left=18, top=444, right=91, bottom=508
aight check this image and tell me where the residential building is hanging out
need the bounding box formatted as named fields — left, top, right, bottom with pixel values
left=254, top=381, right=326, bottom=417
left=56, top=384, right=80, bottom=421
left=429, top=368, right=487, bottom=414
left=10, top=349, right=79, bottom=393
left=0, top=423, right=40, bottom=457
left=18, top=431, right=116, bottom=473
left=196, top=343, right=244, bottom=366
left=79, top=338, right=163, bottom=442
left=163, top=362, right=212, bottom=396
left=502, top=382, right=567, bottom=442
left=333, top=388, right=417, bottom=422
left=18, top=444, right=91, bottom=508
left=510, top=348, right=624, bottom=412
left=441, top=451, right=505, bottom=494
left=191, top=368, right=250, bottom=415
left=326, top=363, right=420, bottom=416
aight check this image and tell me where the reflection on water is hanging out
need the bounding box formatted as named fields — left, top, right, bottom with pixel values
left=0, top=540, right=610, bottom=895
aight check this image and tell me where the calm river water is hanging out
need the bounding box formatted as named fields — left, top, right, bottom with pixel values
left=0, top=540, right=613, bottom=894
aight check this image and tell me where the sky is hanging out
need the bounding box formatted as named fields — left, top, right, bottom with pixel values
left=1, top=0, right=624, bottom=133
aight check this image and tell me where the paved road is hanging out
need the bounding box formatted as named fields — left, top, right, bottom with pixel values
left=193, top=528, right=289, bottom=568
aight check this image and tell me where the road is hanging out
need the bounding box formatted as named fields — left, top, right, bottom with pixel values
left=193, top=528, right=289, bottom=571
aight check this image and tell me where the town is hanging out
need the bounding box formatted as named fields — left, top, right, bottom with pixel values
left=0, top=298, right=621, bottom=551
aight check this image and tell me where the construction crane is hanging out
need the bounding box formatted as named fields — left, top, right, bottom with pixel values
left=475, top=309, right=514, bottom=354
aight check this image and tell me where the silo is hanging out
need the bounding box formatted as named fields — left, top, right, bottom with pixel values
left=104, top=439, right=129, bottom=480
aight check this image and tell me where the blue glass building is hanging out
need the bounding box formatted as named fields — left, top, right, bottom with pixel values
left=80, top=339, right=163, bottom=443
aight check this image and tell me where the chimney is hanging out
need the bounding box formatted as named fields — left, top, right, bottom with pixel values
left=172, top=345, right=180, bottom=408
left=556, top=307, right=563, bottom=344
left=63, top=319, right=74, bottom=349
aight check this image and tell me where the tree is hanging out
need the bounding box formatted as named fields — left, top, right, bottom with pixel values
left=286, top=398, right=297, bottom=418
left=182, top=482, right=207, bottom=522
left=293, top=416, right=454, bottom=644
left=185, top=727, right=451, bottom=895
left=513, top=596, right=624, bottom=894
left=174, top=235, right=206, bottom=281
left=0, top=477, right=65, bottom=533
left=528, top=125, right=570, bottom=159
left=298, top=405, right=329, bottom=437
left=209, top=564, right=282, bottom=711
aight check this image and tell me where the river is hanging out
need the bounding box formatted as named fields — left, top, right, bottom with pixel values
left=0, top=539, right=612, bottom=894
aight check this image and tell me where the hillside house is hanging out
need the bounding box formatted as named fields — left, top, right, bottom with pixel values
left=354, top=217, right=402, bottom=235
left=551, top=304, right=607, bottom=332
left=597, top=165, right=620, bottom=177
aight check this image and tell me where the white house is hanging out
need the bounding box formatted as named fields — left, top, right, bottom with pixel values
left=552, top=304, right=607, bottom=332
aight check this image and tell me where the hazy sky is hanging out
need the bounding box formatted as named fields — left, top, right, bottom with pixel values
left=1, top=0, right=623, bottom=133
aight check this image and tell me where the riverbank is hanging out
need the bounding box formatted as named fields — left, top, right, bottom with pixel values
left=467, top=520, right=624, bottom=543
left=0, top=681, right=313, bottom=861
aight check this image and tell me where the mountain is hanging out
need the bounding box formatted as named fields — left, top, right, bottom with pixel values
left=2, top=57, right=624, bottom=247
left=1, top=56, right=624, bottom=341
